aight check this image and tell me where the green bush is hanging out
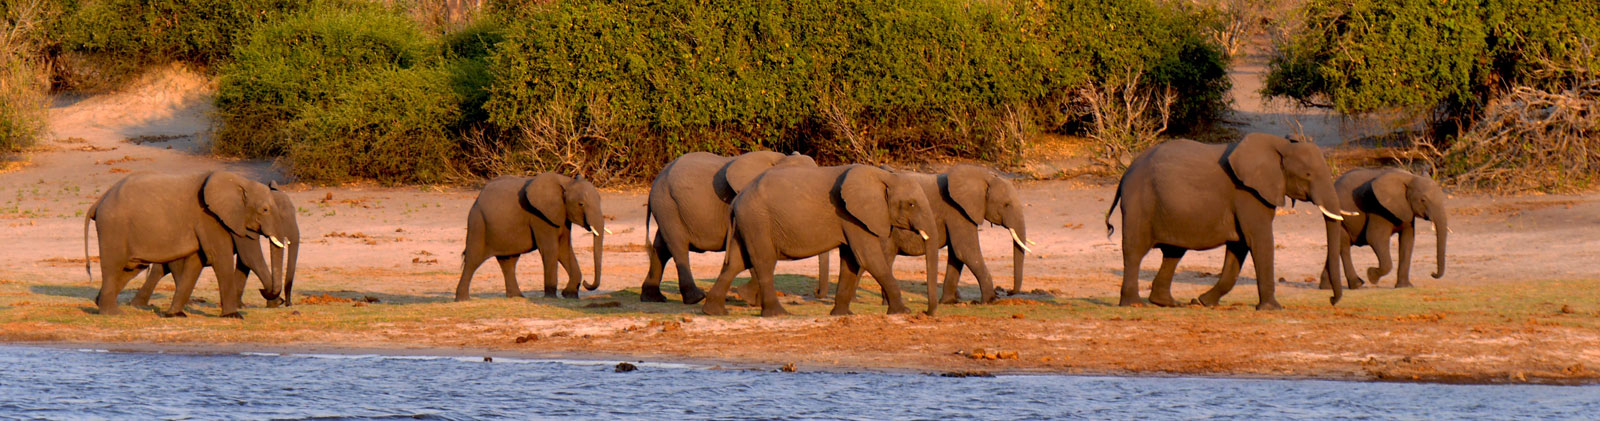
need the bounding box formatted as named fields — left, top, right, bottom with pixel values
left=1264, top=0, right=1599, bottom=131
left=213, top=4, right=438, bottom=158
left=287, top=66, right=462, bottom=184
left=1, top=0, right=50, bottom=153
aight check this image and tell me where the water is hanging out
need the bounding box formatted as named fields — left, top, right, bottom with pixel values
left=0, top=345, right=1594, bottom=419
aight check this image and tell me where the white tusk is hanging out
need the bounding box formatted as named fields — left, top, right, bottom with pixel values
left=917, top=230, right=930, bottom=241
left=587, top=228, right=599, bottom=236
left=603, top=228, right=612, bottom=235
left=1011, top=229, right=1034, bottom=253
left=1340, top=210, right=1361, bottom=216
left=1027, top=239, right=1038, bottom=246
left=268, top=236, right=285, bottom=248
left=1320, top=207, right=1344, bottom=221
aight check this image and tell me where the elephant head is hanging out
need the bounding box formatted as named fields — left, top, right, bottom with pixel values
left=264, top=185, right=301, bottom=307
left=840, top=165, right=939, bottom=312
left=201, top=171, right=291, bottom=301
left=715, top=151, right=819, bottom=203
left=943, top=165, right=1031, bottom=295
left=523, top=173, right=605, bottom=291
left=1224, top=133, right=1347, bottom=304
left=1362, top=171, right=1448, bottom=279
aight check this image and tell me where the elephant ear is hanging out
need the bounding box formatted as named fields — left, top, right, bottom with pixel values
left=201, top=171, right=254, bottom=238
left=1364, top=172, right=1414, bottom=222
left=521, top=174, right=568, bottom=226
left=715, top=151, right=784, bottom=203
left=1225, top=133, right=1288, bottom=207
left=942, top=166, right=989, bottom=225
left=839, top=166, right=891, bottom=237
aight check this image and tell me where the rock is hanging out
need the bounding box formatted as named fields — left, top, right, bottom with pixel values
left=483, top=356, right=493, bottom=362
left=780, top=362, right=797, bottom=372
left=514, top=333, right=540, bottom=344
left=940, top=370, right=994, bottom=378
left=1560, top=304, right=1575, bottom=314
left=614, top=362, right=637, bottom=372
left=997, top=351, right=1019, bottom=360
left=1011, top=313, right=1026, bottom=319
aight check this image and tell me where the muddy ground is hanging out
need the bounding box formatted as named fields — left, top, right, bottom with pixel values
left=1, top=64, right=1597, bottom=384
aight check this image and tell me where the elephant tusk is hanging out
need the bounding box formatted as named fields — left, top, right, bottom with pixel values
left=917, top=230, right=930, bottom=241
left=1319, top=207, right=1344, bottom=221
left=1340, top=210, right=1361, bottom=216
left=586, top=228, right=599, bottom=236
left=268, top=236, right=285, bottom=248
left=603, top=228, right=612, bottom=235
left=1011, top=229, right=1034, bottom=253
left=1027, top=239, right=1038, bottom=246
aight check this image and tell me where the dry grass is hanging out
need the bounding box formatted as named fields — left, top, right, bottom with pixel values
left=1442, top=79, right=1600, bottom=192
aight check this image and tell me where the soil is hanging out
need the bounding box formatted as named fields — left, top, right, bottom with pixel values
left=2, top=64, right=1598, bottom=385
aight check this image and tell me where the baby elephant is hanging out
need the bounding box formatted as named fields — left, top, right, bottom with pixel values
left=1319, top=168, right=1448, bottom=289
left=456, top=173, right=605, bottom=301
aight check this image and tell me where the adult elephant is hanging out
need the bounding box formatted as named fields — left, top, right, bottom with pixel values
left=455, top=173, right=605, bottom=301
left=1105, top=133, right=1349, bottom=310
left=640, top=151, right=819, bottom=304
left=702, top=165, right=937, bottom=317
left=84, top=171, right=292, bottom=317
left=1318, top=168, right=1448, bottom=290
left=819, top=165, right=1032, bottom=308
left=136, top=186, right=301, bottom=308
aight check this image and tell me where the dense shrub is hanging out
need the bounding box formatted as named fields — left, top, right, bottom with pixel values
left=1264, top=0, right=1599, bottom=131
left=287, top=67, right=462, bottom=184
left=1, top=0, right=51, bottom=153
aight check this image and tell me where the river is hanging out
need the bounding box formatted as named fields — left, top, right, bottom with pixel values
left=0, top=345, right=1594, bottom=419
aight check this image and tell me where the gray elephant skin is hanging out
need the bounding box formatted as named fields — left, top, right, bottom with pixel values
left=641, top=151, right=821, bottom=304
left=1319, top=168, right=1448, bottom=290
left=84, top=171, right=292, bottom=317
left=702, top=165, right=937, bottom=317
left=825, top=165, right=1031, bottom=310
left=456, top=173, right=604, bottom=301
left=1106, top=133, right=1349, bottom=310
left=137, top=187, right=301, bottom=308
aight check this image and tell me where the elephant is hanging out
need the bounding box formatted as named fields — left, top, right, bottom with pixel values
left=816, top=165, right=1032, bottom=307
left=701, top=165, right=937, bottom=317
left=1105, top=133, right=1350, bottom=310
left=455, top=173, right=604, bottom=301
left=1318, top=168, right=1448, bottom=290
left=135, top=187, right=301, bottom=308
left=83, top=171, right=292, bottom=317
left=640, top=151, right=821, bottom=304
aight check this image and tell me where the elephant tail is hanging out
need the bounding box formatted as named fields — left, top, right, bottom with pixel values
left=644, top=201, right=654, bottom=252
left=84, top=195, right=104, bottom=283
left=1104, top=175, right=1126, bottom=239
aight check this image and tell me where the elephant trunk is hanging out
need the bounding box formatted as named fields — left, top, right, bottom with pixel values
left=1432, top=215, right=1448, bottom=279
left=266, top=241, right=286, bottom=308
left=587, top=226, right=603, bottom=291
left=1323, top=217, right=1344, bottom=305
left=925, top=245, right=939, bottom=315
left=283, top=240, right=299, bottom=307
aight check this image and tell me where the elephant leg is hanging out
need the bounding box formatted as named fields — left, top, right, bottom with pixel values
left=814, top=250, right=831, bottom=299
left=1365, top=224, right=1394, bottom=286
left=1195, top=242, right=1247, bottom=306
left=456, top=244, right=493, bottom=301
left=495, top=255, right=522, bottom=298
left=830, top=248, right=864, bottom=316
left=702, top=234, right=750, bottom=316
left=1341, top=230, right=1364, bottom=289
left=750, top=253, right=787, bottom=317
left=1395, top=225, right=1416, bottom=288
left=854, top=243, right=911, bottom=315
left=163, top=255, right=203, bottom=318
left=939, top=255, right=965, bottom=305
left=96, top=256, right=143, bottom=316
left=954, top=241, right=997, bottom=304
left=535, top=232, right=562, bottom=298
left=132, top=263, right=168, bottom=308
left=641, top=230, right=673, bottom=302
left=558, top=231, right=583, bottom=299
left=1119, top=236, right=1154, bottom=306
left=1248, top=236, right=1280, bottom=311
left=1149, top=246, right=1186, bottom=307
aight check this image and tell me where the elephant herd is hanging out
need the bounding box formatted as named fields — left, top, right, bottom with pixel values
left=80, top=132, right=1447, bottom=318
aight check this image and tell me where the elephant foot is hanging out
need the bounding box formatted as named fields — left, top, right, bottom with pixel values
left=702, top=301, right=729, bottom=316
left=542, top=289, right=559, bottom=298
left=939, top=294, right=960, bottom=305
left=1366, top=268, right=1385, bottom=285
left=98, top=306, right=123, bottom=316
left=1117, top=296, right=1144, bottom=307
left=886, top=305, right=911, bottom=315
left=1192, top=294, right=1222, bottom=307
left=1348, top=277, right=1366, bottom=289
left=732, top=283, right=758, bottom=303
left=130, top=299, right=151, bottom=308
left=266, top=298, right=285, bottom=308
left=1148, top=294, right=1182, bottom=307
left=759, top=305, right=791, bottom=317
left=221, top=312, right=244, bottom=319
left=1394, top=281, right=1414, bottom=289
left=561, top=289, right=579, bottom=299
left=829, top=307, right=854, bottom=316
left=162, top=311, right=187, bottom=318
left=454, top=296, right=471, bottom=302
left=640, top=286, right=668, bottom=302
left=680, top=287, right=707, bottom=305
left=1255, top=301, right=1283, bottom=311
left=507, top=292, right=525, bottom=299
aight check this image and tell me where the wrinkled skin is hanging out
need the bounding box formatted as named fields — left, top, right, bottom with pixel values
left=84, top=171, right=290, bottom=318
left=640, top=151, right=819, bottom=304
left=702, top=165, right=937, bottom=317
left=1319, top=168, right=1448, bottom=290
left=456, top=173, right=604, bottom=301
left=136, top=188, right=301, bottom=308
left=1106, top=134, right=1347, bottom=310
left=824, top=165, right=1029, bottom=314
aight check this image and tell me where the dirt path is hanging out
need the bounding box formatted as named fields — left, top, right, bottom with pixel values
left=2, top=65, right=1598, bottom=384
